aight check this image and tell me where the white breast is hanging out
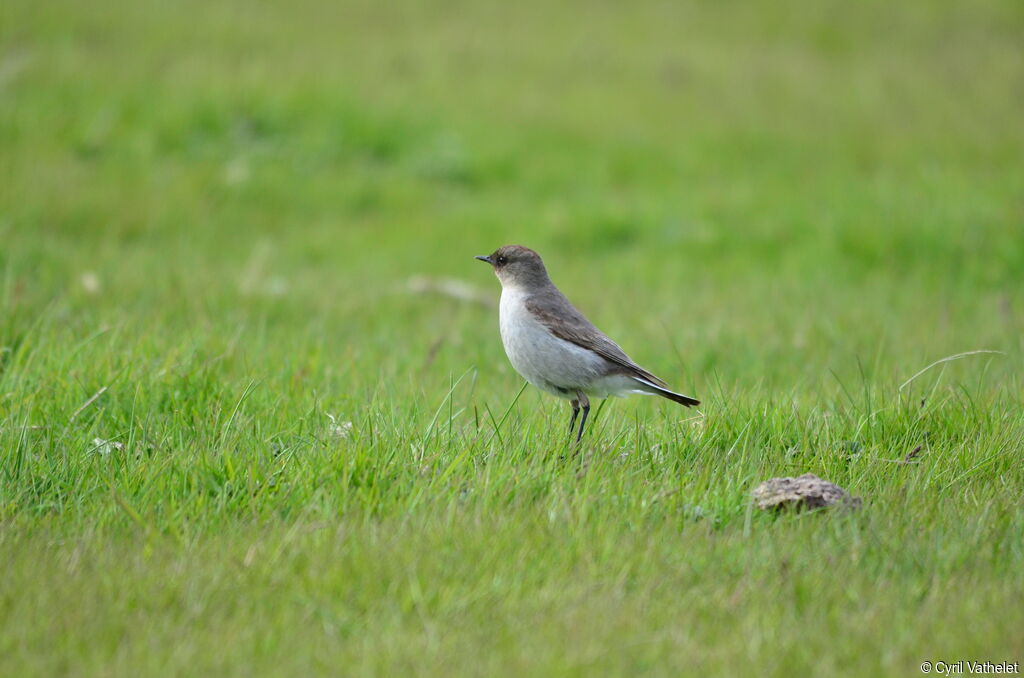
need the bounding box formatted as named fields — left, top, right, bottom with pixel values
left=498, top=286, right=609, bottom=398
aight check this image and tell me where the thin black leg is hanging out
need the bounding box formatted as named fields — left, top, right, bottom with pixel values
left=575, top=401, right=590, bottom=444
left=568, top=400, right=580, bottom=436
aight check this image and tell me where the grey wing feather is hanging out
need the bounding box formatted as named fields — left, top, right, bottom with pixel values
left=524, top=292, right=669, bottom=387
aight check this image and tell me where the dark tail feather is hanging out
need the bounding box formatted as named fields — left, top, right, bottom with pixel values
left=633, top=377, right=700, bottom=407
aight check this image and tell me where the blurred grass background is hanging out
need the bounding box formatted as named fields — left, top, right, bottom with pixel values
left=1, top=0, right=1023, bottom=675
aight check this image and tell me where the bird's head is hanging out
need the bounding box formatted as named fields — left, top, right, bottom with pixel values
left=475, top=245, right=550, bottom=288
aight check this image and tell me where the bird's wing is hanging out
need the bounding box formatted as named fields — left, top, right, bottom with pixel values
left=525, top=291, right=669, bottom=387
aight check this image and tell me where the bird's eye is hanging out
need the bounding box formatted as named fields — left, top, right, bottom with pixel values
left=496, top=256, right=507, bottom=265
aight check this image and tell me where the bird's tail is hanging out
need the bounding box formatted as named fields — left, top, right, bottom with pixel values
left=632, top=377, right=700, bottom=407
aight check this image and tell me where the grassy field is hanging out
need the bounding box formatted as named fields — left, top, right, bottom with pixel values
left=2, top=0, right=1023, bottom=675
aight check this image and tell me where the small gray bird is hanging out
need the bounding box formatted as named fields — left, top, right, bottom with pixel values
left=476, top=245, right=699, bottom=443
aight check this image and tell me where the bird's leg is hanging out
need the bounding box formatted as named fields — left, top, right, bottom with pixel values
left=575, top=391, right=591, bottom=444
left=568, top=399, right=580, bottom=437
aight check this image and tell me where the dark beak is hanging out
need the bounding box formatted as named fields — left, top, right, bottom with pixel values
left=475, top=255, right=492, bottom=264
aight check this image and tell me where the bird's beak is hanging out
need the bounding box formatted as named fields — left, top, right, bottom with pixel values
left=475, top=255, right=493, bottom=264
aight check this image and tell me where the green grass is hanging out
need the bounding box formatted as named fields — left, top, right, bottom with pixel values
left=2, top=0, right=1023, bottom=675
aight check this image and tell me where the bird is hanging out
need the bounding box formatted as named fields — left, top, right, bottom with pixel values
left=476, top=245, right=699, bottom=443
